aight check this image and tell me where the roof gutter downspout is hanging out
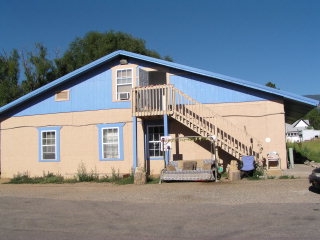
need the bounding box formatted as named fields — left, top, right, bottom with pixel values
left=132, top=116, right=137, bottom=171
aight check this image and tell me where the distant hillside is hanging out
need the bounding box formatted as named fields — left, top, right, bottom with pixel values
left=305, top=95, right=320, bottom=101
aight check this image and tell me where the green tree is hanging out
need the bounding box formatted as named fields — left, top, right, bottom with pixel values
left=265, top=81, right=277, bottom=89
left=0, top=50, right=21, bottom=106
left=20, top=43, right=57, bottom=94
left=305, top=107, right=320, bottom=130
left=55, top=31, right=172, bottom=77
left=1, top=31, right=171, bottom=103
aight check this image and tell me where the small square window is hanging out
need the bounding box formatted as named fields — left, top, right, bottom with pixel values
left=55, top=90, right=70, bottom=101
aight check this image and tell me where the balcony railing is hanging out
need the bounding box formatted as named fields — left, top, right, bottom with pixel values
left=132, top=84, right=263, bottom=160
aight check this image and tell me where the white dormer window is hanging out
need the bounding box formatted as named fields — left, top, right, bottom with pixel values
left=116, top=69, right=132, bottom=101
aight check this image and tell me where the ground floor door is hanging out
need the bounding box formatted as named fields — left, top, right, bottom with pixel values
left=145, top=124, right=165, bottom=174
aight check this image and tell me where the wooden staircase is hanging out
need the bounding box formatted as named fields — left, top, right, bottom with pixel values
left=132, top=84, right=263, bottom=161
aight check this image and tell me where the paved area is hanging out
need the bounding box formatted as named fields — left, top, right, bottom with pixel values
left=283, top=163, right=317, bottom=178
left=0, top=175, right=319, bottom=240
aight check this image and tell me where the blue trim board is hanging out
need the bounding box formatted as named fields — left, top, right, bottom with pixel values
left=163, top=115, right=169, bottom=136
left=132, top=116, right=137, bottom=169
left=163, top=115, right=170, bottom=164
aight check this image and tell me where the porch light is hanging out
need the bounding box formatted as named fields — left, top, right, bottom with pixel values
left=120, top=59, right=128, bottom=65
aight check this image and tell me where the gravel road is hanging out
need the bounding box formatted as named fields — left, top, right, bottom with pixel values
left=0, top=179, right=319, bottom=240
left=0, top=178, right=318, bottom=204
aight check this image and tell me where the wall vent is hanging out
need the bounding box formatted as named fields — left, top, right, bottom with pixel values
left=55, top=90, right=70, bottom=101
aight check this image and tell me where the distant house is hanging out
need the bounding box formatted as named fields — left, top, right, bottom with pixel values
left=286, top=120, right=320, bottom=142
left=0, top=50, right=318, bottom=178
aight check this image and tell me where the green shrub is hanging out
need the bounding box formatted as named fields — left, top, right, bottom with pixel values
left=76, top=162, right=99, bottom=182
left=248, top=164, right=265, bottom=180
left=147, top=176, right=160, bottom=184
left=267, top=175, right=276, bottom=179
left=279, top=175, right=295, bottom=179
left=98, top=175, right=111, bottom=182
left=63, top=178, right=78, bottom=183
left=287, top=140, right=320, bottom=163
left=9, top=172, right=34, bottom=184
left=8, top=172, right=65, bottom=184
left=114, top=174, right=134, bottom=185
left=41, top=172, right=64, bottom=183
left=110, top=167, right=121, bottom=181
left=8, top=166, right=134, bottom=185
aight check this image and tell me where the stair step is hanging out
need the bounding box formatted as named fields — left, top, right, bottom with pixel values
left=167, top=90, right=263, bottom=161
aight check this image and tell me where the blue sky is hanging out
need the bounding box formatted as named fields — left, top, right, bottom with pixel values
left=1, top=0, right=319, bottom=95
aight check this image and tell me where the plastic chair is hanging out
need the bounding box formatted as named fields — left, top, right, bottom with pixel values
left=240, top=155, right=255, bottom=178
left=267, top=152, right=280, bottom=169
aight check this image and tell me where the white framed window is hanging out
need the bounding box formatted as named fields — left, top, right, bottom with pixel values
left=116, top=69, right=132, bottom=100
left=38, top=127, right=61, bottom=162
left=103, top=127, right=119, bottom=158
left=148, top=125, right=164, bottom=158
left=97, top=123, right=124, bottom=161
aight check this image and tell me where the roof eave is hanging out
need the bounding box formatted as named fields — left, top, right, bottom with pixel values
left=0, top=50, right=123, bottom=115
left=1, top=50, right=319, bottom=116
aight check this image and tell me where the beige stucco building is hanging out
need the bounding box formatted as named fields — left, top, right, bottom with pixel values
left=0, top=51, right=318, bottom=179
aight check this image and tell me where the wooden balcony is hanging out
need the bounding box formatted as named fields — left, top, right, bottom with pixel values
left=132, top=84, right=175, bottom=117
left=132, top=84, right=263, bottom=160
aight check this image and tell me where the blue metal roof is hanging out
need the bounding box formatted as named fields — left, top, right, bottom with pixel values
left=0, top=50, right=318, bottom=118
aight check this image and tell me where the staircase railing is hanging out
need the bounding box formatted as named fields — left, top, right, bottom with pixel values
left=132, top=84, right=263, bottom=160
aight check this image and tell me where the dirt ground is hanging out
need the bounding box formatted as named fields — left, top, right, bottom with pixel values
left=0, top=178, right=318, bottom=204
left=0, top=178, right=319, bottom=240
